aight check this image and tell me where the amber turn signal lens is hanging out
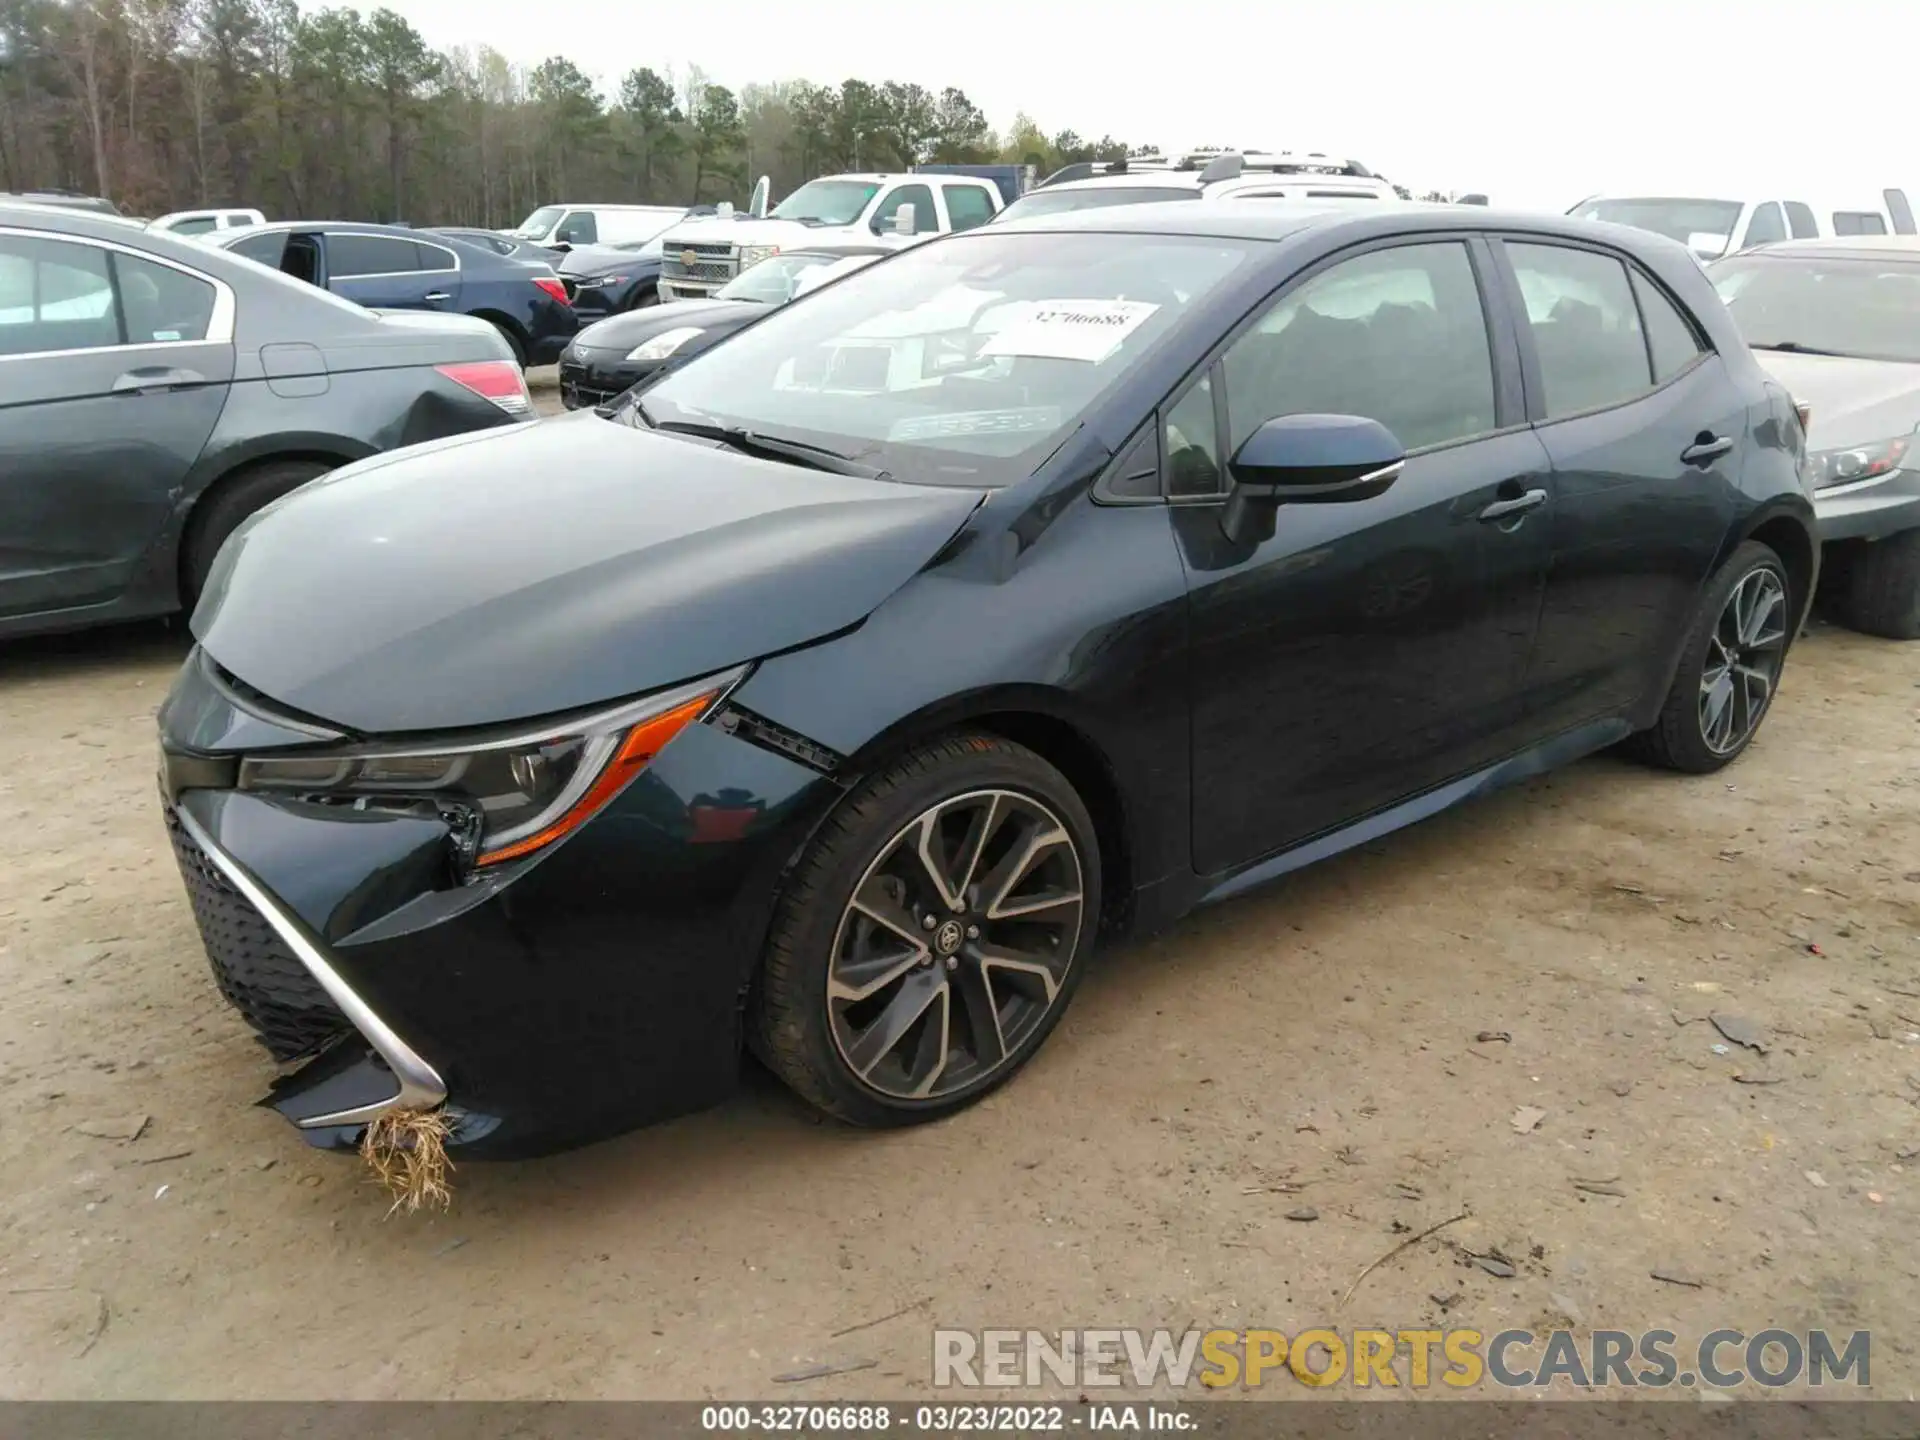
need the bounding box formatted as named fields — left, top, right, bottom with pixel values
left=475, top=692, right=715, bottom=866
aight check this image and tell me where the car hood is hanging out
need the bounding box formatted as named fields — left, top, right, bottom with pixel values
left=572, top=299, right=762, bottom=353
left=1751, top=351, right=1920, bottom=449
left=663, top=217, right=858, bottom=247
left=559, top=243, right=659, bottom=277
left=192, top=415, right=985, bottom=735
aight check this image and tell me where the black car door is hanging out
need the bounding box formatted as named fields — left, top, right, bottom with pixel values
left=324, top=231, right=438, bottom=310
left=1173, top=236, right=1555, bottom=876
left=0, top=229, right=234, bottom=620
left=1490, top=238, right=1744, bottom=733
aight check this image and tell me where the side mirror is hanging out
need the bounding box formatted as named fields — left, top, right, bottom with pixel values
left=890, top=203, right=917, bottom=236
left=1220, top=414, right=1405, bottom=545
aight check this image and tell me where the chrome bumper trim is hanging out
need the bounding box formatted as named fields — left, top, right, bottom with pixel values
left=174, top=807, right=448, bottom=1128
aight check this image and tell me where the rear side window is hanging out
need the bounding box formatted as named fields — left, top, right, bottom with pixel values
left=1506, top=242, right=1652, bottom=418
left=412, top=241, right=458, bottom=272
left=1742, top=203, right=1787, bottom=248
left=0, top=234, right=117, bottom=355
left=113, top=252, right=217, bottom=344
left=1832, top=211, right=1888, bottom=237
left=222, top=213, right=255, bottom=227
left=326, top=233, right=420, bottom=276
left=170, top=217, right=218, bottom=236
left=1784, top=202, right=1818, bottom=239
left=1630, top=269, right=1705, bottom=382
left=228, top=230, right=287, bottom=267
left=942, top=184, right=997, bottom=232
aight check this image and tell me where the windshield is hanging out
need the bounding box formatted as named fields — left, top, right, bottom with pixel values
left=995, top=186, right=1200, bottom=222
left=770, top=181, right=882, bottom=226
left=719, top=251, right=867, bottom=303
left=514, top=205, right=565, bottom=239
left=1710, top=254, right=1920, bottom=363
left=1571, top=197, right=1742, bottom=251
left=635, top=229, right=1257, bottom=486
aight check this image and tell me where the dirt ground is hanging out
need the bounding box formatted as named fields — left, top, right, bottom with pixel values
left=2, top=448, right=1917, bottom=1399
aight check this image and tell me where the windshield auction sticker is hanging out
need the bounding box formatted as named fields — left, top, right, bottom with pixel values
left=980, top=300, right=1160, bottom=363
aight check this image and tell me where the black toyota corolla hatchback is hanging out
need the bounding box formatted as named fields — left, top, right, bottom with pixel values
left=159, top=204, right=1818, bottom=1159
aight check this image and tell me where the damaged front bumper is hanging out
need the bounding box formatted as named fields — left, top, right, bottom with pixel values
left=157, top=648, right=843, bottom=1159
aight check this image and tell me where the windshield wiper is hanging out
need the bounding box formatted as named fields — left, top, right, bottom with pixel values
left=1751, top=341, right=1851, bottom=357
left=636, top=405, right=887, bottom=479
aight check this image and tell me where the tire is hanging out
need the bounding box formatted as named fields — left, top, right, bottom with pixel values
left=487, top=318, right=527, bottom=368
left=181, top=458, right=335, bottom=608
left=625, top=285, right=660, bottom=312
left=1624, top=539, right=1792, bottom=773
left=751, top=733, right=1101, bottom=1128
left=1834, top=527, right=1920, bottom=639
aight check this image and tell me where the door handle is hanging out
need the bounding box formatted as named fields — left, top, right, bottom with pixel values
left=1681, top=435, right=1735, bottom=466
left=422, top=291, right=452, bottom=302
left=1478, top=487, right=1548, bottom=523
left=113, top=368, right=206, bottom=394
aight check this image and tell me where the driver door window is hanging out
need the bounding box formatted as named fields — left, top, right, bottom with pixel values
left=555, top=211, right=598, bottom=245
left=1221, top=241, right=1497, bottom=455
left=872, top=184, right=937, bottom=235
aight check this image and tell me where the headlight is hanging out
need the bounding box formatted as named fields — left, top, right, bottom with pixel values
left=1809, top=435, right=1912, bottom=490
left=585, top=274, right=626, bottom=287
left=627, top=326, right=706, bottom=362
left=237, top=668, right=743, bottom=868
left=739, top=245, right=781, bottom=269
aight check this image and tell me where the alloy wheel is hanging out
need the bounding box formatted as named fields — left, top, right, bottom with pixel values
left=826, top=789, right=1085, bottom=1101
left=1699, top=566, right=1788, bottom=755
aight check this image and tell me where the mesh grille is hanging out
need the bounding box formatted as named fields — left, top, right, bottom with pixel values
left=165, top=808, right=350, bottom=1062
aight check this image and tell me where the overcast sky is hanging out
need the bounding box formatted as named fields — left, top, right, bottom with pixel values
left=376, top=0, right=1907, bottom=213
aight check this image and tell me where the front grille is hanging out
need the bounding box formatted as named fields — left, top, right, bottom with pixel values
left=558, top=364, right=620, bottom=411
left=660, top=242, right=738, bottom=284
left=166, top=809, right=349, bottom=1062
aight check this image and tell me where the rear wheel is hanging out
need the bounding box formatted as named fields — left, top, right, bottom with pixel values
left=486, top=317, right=527, bottom=368
left=1834, top=528, right=1920, bottom=639
left=1624, top=540, right=1791, bottom=773
left=181, top=459, right=335, bottom=608
left=751, top=734, right=1100, bottom=1127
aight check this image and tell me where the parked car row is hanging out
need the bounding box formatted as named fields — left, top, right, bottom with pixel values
left=150, top=197, right=1829, bottom=1163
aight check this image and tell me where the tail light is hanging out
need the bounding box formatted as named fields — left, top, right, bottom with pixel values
left=436, top=360, right=531, bottom=416
left=532, top=275, right=570, bottom=305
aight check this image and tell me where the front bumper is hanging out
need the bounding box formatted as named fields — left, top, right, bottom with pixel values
left=557, top=345, right=657, bottom=410
left=158, top=652, right=841, bottom=1158
left=1815, top=465, right=1920, bottom=543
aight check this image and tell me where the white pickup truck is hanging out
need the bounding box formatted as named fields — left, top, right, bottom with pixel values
left=655, top=172, right=1005, bottom=301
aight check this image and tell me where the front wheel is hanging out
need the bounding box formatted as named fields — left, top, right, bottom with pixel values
left=1834, top=528, right=1920, bottom=639
left=1625, top=539, right=1792, bottom=773
left=751, top=734, right=1101, bottom=1127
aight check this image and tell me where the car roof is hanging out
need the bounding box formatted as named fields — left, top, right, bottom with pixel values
left=1742, top=235, right=1920, bottom=260
left=2, top=200, right=164, bottom=236
left=987, top=199, right=1688, bottom=260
